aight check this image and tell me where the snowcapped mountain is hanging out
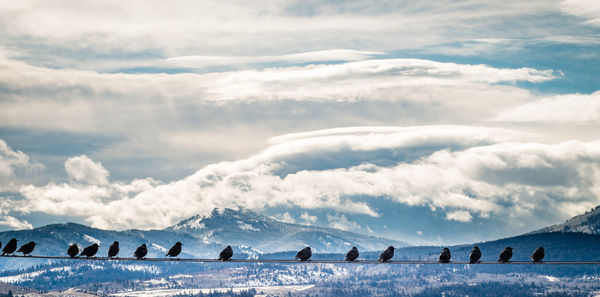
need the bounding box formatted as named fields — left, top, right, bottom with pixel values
left=167, top=208, right=409, bottom=253
left=0, top=208, right=407, bottom=270
left=533, top=205, right=600, bottom=235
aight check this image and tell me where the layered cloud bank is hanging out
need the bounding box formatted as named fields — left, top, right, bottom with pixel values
left=2, top=126, right=599, bottom=242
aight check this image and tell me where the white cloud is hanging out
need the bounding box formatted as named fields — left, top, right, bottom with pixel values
left=300, top=212, right=318, bottom=225
left=271, top=212, right=295, bottom=224
left=163, top=49, right=384, bottom=68
left=493, top=91, right=600, bottom=123
left=64, top=155, right=109, bottom=185
left=446, top=211, right=473, bottom=222
left=2, top=125, right=598, bottom=233
left=0, top=216, right=33, bottom=230
left=326, top=214, right=362, bottom=231
left=0, top=139, right=43, bottom=191
left=560, top=0, right=600, bottom=26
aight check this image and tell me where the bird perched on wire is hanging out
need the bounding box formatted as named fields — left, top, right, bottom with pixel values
left=1, top=238, right=17, bottom=256
left=439, top=247, right=451, bottom=263
left=295, top=247, right=312, bottom=261
left=67, top=244, right=79, bottom=258
left=219, top=245, right=233, bottom=261
left=134, top=244, right=147, bottom=260
left=17, top=241, right=36, bottom=256
left=469, top=246, right=482, bottom=264
left=80, top=243, right=99, bottom=258
left=531, top=246, right=544, bottom=263
left=166, top=242, right=182, bottom=259
left=498, top=247, right=513, bottom=263
left=379, top=246, right=395, bottom=262
left=345, top=247, right=359, bottom=262
left=108, top=241, right=120, bottom=259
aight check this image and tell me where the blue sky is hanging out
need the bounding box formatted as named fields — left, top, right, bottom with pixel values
left=0, top=0, right=599, bottom=245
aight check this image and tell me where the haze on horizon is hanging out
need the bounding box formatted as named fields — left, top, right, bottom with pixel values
left=0, top=0, right=599, bottom=246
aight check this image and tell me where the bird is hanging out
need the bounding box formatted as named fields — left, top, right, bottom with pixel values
left=439, top=247, right=451, bottom=263
left=498, top=247, right=513, bottom=263
left=134, top=244, right=147, bottom=260
left=345, top=247, right=359, bottom=262
left=295, top=247, right=312, bottom=261
left=469, top=246, right=482, bottom=264
left=67, top=244, right=79, bottom=258
left=379, top=246, right=395, bottom=262
left=2, top=238, right=18, bottom=256
left=531, top=246, right=545, bottom=263
left=166, top=242, right=182, bottom=258
left=219, top=245, right=233, bottom=261
left=17, top=241, right=36, bottom=256
left=108, top=241, right=120, bottom=258
left=80, top=243, right=99, bottom=258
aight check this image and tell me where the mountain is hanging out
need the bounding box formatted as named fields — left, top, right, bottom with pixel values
left=0, top=208, right=407, bottom=270
left=533, top=205, right=600, bottom=234
left=166, top=207, right=409, bottom=253
left=388, top=232, right=600, bottom=262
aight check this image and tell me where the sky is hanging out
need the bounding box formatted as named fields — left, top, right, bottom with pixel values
left=0, top=0, right=599, bottom=245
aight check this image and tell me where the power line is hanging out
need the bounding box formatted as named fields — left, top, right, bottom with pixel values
left=2, top=255, right=600, bottom=265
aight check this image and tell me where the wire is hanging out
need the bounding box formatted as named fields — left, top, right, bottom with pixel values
left=1, top=255, right=599, bottom=265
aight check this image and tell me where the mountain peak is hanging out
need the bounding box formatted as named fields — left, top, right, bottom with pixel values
left=533, top=205, right=600, bottom=235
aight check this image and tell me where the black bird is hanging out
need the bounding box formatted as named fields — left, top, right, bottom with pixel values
left=531, top=246, right=545, bottom=263
left=439, top=247, right=451, bottom=263
left=2, top=238, right=17, bottom=256
left=345, top=247, right=359, bottom=261
left=80, top=243, right=99, bottom=258
left=469, top=246, right=482, bottom=264
left=166, top=242, right=182, bottom=258
left=67, top=244, right=79, bottom=258
left=17, top=241, right=36, bottom=256
left=108, top=241, right=120, bottom=258
left=498, top=247, right=513, bottom=263
left=219, top=245, right=233, bottom=261
left=379, top=246, right=395, bottom=262
left=134, top=244, right=147, bottom=260
left=295, top=247, right=312, bottom=261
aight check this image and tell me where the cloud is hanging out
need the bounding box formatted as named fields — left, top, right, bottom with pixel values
left=300, top=212, right=318, bottom=225
left=560, top=0, right=600, bottom=26
left=1, top=125, right=597, bottom=234
left=326, top=214, right=362, bottom=231
left=0, top=139, right=44, bottom=191
left=163, top=49, right=384, bottom=68
left=271, top=212, right=295, bottom=224
left=446, top=211, right=473, bottom=222
left=64, top=155, right=109, bottom=185
left=493, top=91, right=600, bottom=123
left=0, top=216, right=33, bottom=230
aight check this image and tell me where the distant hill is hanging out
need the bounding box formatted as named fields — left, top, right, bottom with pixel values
left=0, top=208, right=406, bottom=270
left=167, top=208, right=409, bottom=253
left=533, top=205, right=600, bottom=235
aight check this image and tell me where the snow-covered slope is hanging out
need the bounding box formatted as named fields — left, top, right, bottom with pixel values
left=167, top=208, right=409, bottom=253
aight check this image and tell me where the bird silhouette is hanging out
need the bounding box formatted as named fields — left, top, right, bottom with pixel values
left=219, top=245, right=233, bottom=261
left=345, top=247, right=359, bottom=261
left=67, top=244, right=79, bottom=258
left=134, top=244, right=147, bottom=260
left=166, top=242, right=182, bottom=258
left=295, top=247, right=312, bottom=261
left=1, top=238, right=17, bottom=256
left=469, top=246, right=482, bottom=264
left=108, top=241, right=120, bottom=258
left=498, top=247, right=513, bottom=263
left=17, top=241, right=36, bottom=256
left=531, top=246, right=544, bottom=263
left=439, top=247, right=451, bottom=263
left=379, top=246, right=395, bottom=262
left=80, top=243, right=99, bottom=258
